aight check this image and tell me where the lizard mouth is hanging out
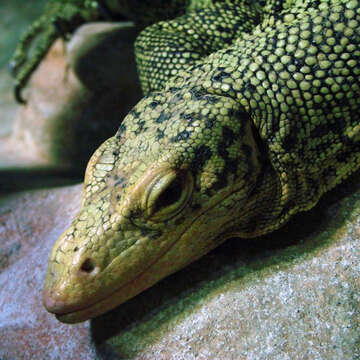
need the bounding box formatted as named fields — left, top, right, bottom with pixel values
left=42, top=239, right=177, bottom=323
left=44, top=272, right=149, bottom=323
left=42, top=227, right=182, bottom=323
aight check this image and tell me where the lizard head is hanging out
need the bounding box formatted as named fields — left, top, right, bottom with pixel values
left=43, top=88, right=264, bottom=323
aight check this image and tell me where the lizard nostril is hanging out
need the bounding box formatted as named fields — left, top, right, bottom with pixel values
left=79, top=258, right=96, bottom=274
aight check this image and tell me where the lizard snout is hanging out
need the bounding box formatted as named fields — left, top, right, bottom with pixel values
left=42, top=289, right=75, bottom=315
left=42, top=252, right=101, bottom=315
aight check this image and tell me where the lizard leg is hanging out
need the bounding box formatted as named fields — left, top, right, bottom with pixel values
left=9, top=15, right=47, bottom=77
left=13, top=25, right=58, bottom=104
left=135, top=2, right=264, bottom=94
left=10, top=0, right=106, bottom=103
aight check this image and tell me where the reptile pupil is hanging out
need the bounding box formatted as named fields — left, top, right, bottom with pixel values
left=152, top=176, right=183, bottom=214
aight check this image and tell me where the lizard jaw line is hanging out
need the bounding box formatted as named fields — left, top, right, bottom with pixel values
left=43, top=241, right=174, bottom=323
left=44, top=227, right=190, bottom=323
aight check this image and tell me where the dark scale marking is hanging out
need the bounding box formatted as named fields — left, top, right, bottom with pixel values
left=170, top=130, right=191, bottom=142
left=134, top=119, right=147, bottom=135
left=233, top=110, right=249, bottom=136
left=115, top=177, right=126, bottom=187
left=149, top=101, right=159, bottom=109
left=116, top=124, right=127, bottom=138
left=169, top=87, right=181, bottom=93
left=221, top=37, right=233, bottom=45
left=206, top=96, right=220, bottom=105
left=282, top=131, right=298, bottom=153
left=190, top=87, right=206, bottom=100
left=190, top=145, right=212, bottom=173
left=218, top=142, right=228, bottom=158
left=156, top=111, right=169, bottom=124
left=181, top=113, right=192, bottom=121
left=205, top=117, right=216, bottom=129
left=129, top=109, right=141, bottom=119
left=217, top=127, right=236, bottom=161
left=245, top=83, right=256, bottom=93
left=271, top=115, right=280, bottom=134
left=156, top=128, right=165, bottom=140
left=212, top=157, right=239, bottom=191
left=216, top=25, right=231, bottom=33
left=211, top=70, right=231, bottom=82
left=222, top=126, right=236, bottom=147
left=311, top=123, right=332, bottom=138
left=180, top=112, right=198, bottom=125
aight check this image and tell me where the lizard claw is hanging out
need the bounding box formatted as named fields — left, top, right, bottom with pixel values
left=14, top=82, right=26, bottom=105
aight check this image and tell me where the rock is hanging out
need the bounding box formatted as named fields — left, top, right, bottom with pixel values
left=67, top=22, right=140, bottom=92
left=0, top=22, right=142, bottom=174
left=0, top=175, right=359, bottom=359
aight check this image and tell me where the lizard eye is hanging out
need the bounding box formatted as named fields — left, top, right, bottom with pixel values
left=142, top=170, right=193, bottom=222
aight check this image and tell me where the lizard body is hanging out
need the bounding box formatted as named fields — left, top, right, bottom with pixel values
left=23, top=0, right=360, bottom=323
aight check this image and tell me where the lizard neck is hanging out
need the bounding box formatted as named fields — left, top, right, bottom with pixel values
left=218, top=160, right=283, bottom=240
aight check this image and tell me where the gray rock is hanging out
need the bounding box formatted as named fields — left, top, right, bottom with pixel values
left=67, top=22, right=140, bottom=91
left=0, top=175, right=359, bottom=359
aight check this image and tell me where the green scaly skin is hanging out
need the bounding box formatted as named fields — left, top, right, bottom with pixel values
left=41, top=0, right=360, bottom=323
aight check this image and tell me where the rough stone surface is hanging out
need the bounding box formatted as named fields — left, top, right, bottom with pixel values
left=0, top=22, right=142, bottom=173
left=0, top=174, right=359, bottom=359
